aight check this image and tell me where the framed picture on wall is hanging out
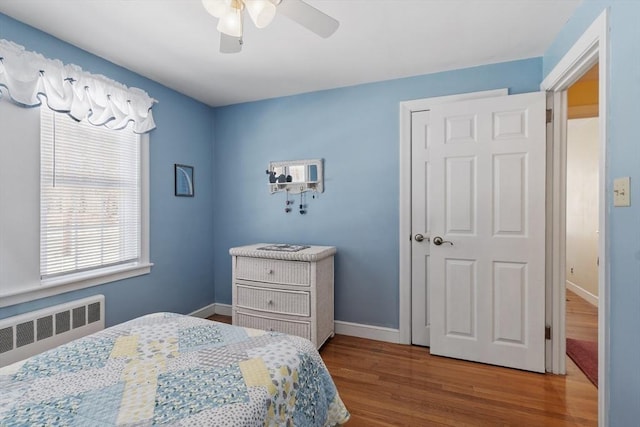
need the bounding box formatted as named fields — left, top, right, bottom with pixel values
left=175, top=164, right=194, bottom=197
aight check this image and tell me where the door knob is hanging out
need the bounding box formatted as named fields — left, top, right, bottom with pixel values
left=414, top=233, right=427, bottom=242
left=433, top=236, right=453, bottom=246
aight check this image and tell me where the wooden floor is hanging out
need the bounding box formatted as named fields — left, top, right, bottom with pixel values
left=209, top=295, right=598, bottom=426
left=566, top=289, right=598, bottom=342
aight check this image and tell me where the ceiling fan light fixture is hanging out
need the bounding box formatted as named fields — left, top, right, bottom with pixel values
left=245, top=0, right=276, bottom=29
left=201, top=0, right=232, bottom=18
left=204, top=0, right=339, bottom=53
left=217, top=5, right=243, bottom=37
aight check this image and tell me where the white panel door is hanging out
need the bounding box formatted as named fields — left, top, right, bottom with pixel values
left=409, top=90, right=509, bottom=347
left=410, top=110, right=432, bottom=346
left=428, top=92, right=546, bottom=372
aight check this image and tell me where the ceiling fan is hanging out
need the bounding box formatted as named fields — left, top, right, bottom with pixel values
left=201, top=0, right=339, bottom=53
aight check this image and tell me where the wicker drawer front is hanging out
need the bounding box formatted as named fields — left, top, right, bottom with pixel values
left=236, top=285, right=310, bottom=316
left=235, top=257, right=310, bottom=286
left=236, top=311, right=311, bottom=340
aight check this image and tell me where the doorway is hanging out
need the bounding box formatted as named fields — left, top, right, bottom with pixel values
left=533, top=9, right=608, bottom=423
left=564, top=63, right=600, bottom=389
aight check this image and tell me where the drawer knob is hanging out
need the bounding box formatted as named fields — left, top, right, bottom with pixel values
left=268, top=269, right=274, bottom=274
left=267, top=299, right=274, bottom=305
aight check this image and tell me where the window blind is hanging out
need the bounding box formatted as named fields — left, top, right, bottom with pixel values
left=40, top=108, right=141, bottom=278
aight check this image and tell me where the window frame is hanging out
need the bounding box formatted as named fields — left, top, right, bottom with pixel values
left=0, top=110, right=152, bottom=307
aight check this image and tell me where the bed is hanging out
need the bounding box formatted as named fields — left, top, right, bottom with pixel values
left=0, top=312, right=349, bottom=426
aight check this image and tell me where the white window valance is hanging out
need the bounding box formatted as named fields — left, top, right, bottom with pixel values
left=0, top=39, right=156, bottom=134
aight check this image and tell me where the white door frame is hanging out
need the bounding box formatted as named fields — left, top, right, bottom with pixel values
left=399, top=88, right=508, bottom=345
left=540, top=8, right=609, bottom=426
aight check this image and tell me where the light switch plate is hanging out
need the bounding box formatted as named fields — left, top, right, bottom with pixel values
left=613, top=177, right=630, bottom=207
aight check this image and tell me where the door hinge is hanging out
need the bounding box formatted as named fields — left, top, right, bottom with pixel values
left=545, top=325, right=552, bottom=340
left=546, top=109, right=553, bottom=124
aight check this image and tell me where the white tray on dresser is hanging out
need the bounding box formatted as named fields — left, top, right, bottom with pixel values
left=230, top=243, right=336, bottom=349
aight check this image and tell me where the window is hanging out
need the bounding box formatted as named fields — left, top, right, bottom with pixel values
left=40, top=108, right=143, bottom=279
left=0, top=106, right=153, bottom=307
left=0, top=97, right=152, bottom=308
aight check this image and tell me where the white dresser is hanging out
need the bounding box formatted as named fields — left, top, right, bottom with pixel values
left=230, top=244, right=336, bottom=349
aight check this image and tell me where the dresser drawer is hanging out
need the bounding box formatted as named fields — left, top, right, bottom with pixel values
left=235, top=257, right=310, bottom=286
left=236, top=311, right=311, bottom=340
left=236, top=285, right=310, bottom=316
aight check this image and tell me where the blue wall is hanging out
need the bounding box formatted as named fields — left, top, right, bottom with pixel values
left=212, top=58, right=542, bottom=329
left=0, top=14, right=216, bottom=326
left=544, top=2, right=640, bottom=425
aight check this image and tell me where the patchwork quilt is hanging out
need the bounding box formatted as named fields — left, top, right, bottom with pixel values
left=0, top=313, right=349, bottom=426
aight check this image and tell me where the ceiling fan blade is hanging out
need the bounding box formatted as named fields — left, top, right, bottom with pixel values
left=220, top=33, right=243, bottom=54
left=275, top=0, right=339, bottom=38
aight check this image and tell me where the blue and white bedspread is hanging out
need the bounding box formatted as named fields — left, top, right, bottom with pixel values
left=0, top=313, right=350, bottom=426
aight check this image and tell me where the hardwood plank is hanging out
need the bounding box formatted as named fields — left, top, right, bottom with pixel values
left=208, top=313, right=597, bottom=426
left=208, top=313, right=232, bottom=324
left=566, top=289, right=598, bottom=342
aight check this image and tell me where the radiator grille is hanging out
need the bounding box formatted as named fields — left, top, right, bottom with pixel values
left=56, top=311, right=71, bottom=334
left=0, top=295, right=105, bottom=367
left=0, top=327, right=13, bottom=353
left=37, top=316, right=54, bottom=341
left=72, top=306, right=86, bottom=329
left=16, top=321, right=34, bottom=348
left=88, top=302, right=101, bottom=324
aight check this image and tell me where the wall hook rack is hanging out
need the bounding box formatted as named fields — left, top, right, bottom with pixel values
left=266, top=159, right=324, bottom=195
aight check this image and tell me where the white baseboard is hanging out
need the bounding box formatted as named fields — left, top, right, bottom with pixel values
left=334, top=320, right=400, bottom=344
left=190, top=304, right=400, bottom=344
left=189, top=303, right=216, bottom=319
left=214, top=303, right=232, bottom=316
left=566, top=280, right=599, bottom=307
left=189, top=303, right=232, bottom=318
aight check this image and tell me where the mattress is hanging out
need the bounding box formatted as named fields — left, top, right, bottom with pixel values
left=0, top=312, right=349, bottom=426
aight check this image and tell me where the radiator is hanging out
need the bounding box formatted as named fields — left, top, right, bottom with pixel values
left=0, top=294, right=105, bottom=367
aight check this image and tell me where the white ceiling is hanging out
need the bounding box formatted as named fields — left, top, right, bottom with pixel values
left=0, top=0, right=581, bottom=107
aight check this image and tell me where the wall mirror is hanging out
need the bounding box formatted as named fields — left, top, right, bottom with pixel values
left=267, top=159, right=324, bottom=194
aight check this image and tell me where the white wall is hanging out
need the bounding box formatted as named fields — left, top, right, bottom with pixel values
left=565, top=117, right=599, bottom=303
left=0, top=98, right=41, bottom=297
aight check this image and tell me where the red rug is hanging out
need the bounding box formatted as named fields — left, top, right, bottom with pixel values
left=566, top=338, right=598, bottom=387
